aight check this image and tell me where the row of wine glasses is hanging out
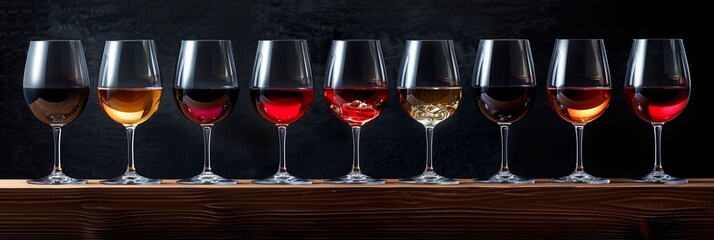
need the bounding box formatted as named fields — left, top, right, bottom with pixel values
left=23, top=38, right=690, bottom=185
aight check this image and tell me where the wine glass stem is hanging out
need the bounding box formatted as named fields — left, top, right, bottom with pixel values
left=574, top=125, right=585, bottom=172
left=652, top=123, right=664, bottom=172
left=51, top=126, right=63, bottom=173
left=277, top=125, right=288, bottom=174
left=351, top=126, right=362, bottom=174
left=125, top=126, right=137, bottom=173
left=499, top=124, right=510, bottom=172
left=424, top=126, right=435, bottom=173
left=202, top=125, right=213, bottom=172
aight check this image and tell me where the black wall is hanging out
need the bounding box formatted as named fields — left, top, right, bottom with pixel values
left=1, top=0, right=710, bottom=180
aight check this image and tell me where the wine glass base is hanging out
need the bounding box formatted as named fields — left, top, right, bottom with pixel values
left=252, top=172, right=312, bottom=185
left=475, top=171, right=534, bottom=184
left=550, top=171, right=609, bottom=184
left=177, top=171, right=236, bottom=185
left=399, top=172, right=459, bottom=184
left=325, top=172, right=386, bottom=184
left=628, top=170, right=688, bottom=184
left=100, top=172, right=161, bottom=185
left=27, top=171, right=87, bottom=185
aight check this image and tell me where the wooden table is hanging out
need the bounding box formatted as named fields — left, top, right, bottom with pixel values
left=1, top=179, right=713, bottom=239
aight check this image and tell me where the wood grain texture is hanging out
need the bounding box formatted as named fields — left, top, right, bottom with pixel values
left=1, top=180, right=713, bottom=239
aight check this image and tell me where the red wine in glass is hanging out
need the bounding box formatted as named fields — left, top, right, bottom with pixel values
left=250, top=39, right=314, bottom=184
left=625, top=86, right=689, bottom=123
left=175, top=87, right=239, bottom=125
left=250, top=88, right=315, bottom=125
left=625, top=39, right=691, bottom=184
left=324, top=87, right=389, bottom=126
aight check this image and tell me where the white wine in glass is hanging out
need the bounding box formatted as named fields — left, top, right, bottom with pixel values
left=397, top=40, right=462, bottom=185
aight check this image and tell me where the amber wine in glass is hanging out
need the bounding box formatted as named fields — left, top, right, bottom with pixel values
left=546, top=39, right=611, bottom=184
left=98, top=40, right=162, bottom=185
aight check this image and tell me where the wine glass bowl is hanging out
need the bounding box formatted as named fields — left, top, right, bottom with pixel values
left=23, top=40, right=90, bottom=184
left=174, top=40, right=238, bottom=184
left=625, top=39, right=690, bottom=184
left=250, top=40, right=314, bottom=184
left=546, top=39, right=611, bottom=184
left=472, top=39, right=536, bottom=184
left=397, top=40, right=461, bottom=184
left=323, top=39, right=388, bottom=184
left=98, top=40, right=162, bottom=185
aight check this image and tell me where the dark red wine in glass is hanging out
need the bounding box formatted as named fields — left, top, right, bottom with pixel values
left=472, top=39, right=536, bottom=184
left=174, top=40, right=238, bottom=185
left=175, top=88, right=239, bottom=125
left=473, top=85, right=535, bottom=124
left=625, top=39, right=691, bottom=184
left=24, top=87, right=89, bottom=125
left=23, top=40, right=90, bottom=184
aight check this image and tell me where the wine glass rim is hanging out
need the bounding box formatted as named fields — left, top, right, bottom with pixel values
left=105, top=39, right=155, bottom=42
left=480, top=39, right=530, bottom=41
left=181, top=39, right=232, bottom=42
left=633, top=38, right=684, bottom=41
left=555, top=38, right=604, bottom=41
left=332, top=39, right=380, bottom=42
left=257, top=39, right=307, bottom=42
left=30, top=39, right=82, bottom=43
left=406, top=39, right=453, bottom=42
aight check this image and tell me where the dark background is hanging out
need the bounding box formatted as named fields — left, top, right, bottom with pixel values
left=0, top=0, right=710, bottom=180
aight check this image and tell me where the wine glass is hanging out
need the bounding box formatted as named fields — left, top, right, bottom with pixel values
left=625, top=39, right=690, bottom=184
left=546, top=39, right=611, bottom=184
left=397, top=40, right=462, bottom=184
left=250, top=39, right=314, bottom=184
left=98, top=40, right=162, bottom=185
left=23, top=40, right=89, bottom=184
left=472, top=39, right=536, bottom=184
left=323, top=40, right=388, bottom=184
left=174, top=40, right=239, bottom=184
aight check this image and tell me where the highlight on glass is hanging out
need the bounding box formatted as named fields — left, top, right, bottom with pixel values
left=625, top=39, right=690, bottom=184
left=23, top=40, right=90, bottom=184
left=323, top=40, right=389, bottom=184
left=174, top=40, right=239, bottom=184
left=472, top=39, right=536, bottom=184
left=250, top=39, right=315, bottom=184
left=546, top=39, right=611, bottom=184
left=98, top=40, right=162, bottom=185
left=397, top=40, right=462, bottom=184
